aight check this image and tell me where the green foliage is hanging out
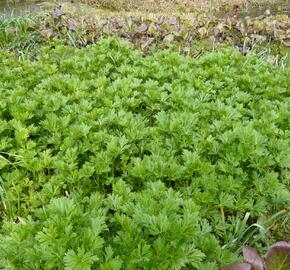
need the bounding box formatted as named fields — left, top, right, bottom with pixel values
left=0, top=37, right=289, bottom=269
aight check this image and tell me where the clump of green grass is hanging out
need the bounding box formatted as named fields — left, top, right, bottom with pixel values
left=0, top=15, right=42, bottom=58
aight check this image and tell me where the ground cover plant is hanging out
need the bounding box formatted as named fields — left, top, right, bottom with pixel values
left=0, top=37, right=289, bottom=269
left=0, top=1, right=289, bottom=63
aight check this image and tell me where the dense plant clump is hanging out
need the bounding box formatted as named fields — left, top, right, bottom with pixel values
left=0, top=38, right=289, bottom=269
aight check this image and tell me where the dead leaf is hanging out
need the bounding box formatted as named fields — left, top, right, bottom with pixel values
left=18, top=217, right=26, bottom=224
left=40, top=28, right=54, bottom=39
left=67, top=19, right=77, bottom=31
left=5, top=28, right=16, bottom=36
left=213, top=23, right=225, bottom=37
left=242, top=247, right=263, bottom=270
left=198, top=27, right=207, bottom=37
left=168, top=17, right=177, bottom=26
left=251, top=34, right=267, bottom=42
left=115, top=19, right=124, bottom=29
left=265, top=9, right=271, bottom=16
left=281, top=37, right=290, bottom=47
left=141, top=37, right=154, bottom=50
left=236, top=21, right=245, bottom=34
left=163, top=34, right=174, bottom=43
left=182, top=47, right=190, bottom=54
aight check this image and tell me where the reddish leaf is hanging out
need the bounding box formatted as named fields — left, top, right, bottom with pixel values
left=137, top=24, right=148, bottom=33
left=53, top=6, right=65, bottom=20
left=265, top=241, right=290, bottom=270
left=236, top=21, right=245, bottom=33
left=221, top=263, right=252, bottom=270
left=155, top=23, right=165, bottom=34
left=242, top=247, right=263, bottom=270
left=213, top=27, right=220, bottom=37
left=157, top=16, right=164, bottom=25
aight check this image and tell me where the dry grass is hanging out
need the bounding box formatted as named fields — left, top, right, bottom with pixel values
left=75, top=0, right=280, bottom=13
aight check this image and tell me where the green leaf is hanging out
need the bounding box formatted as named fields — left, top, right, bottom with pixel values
left=64, top=248, right=98, bottom=270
